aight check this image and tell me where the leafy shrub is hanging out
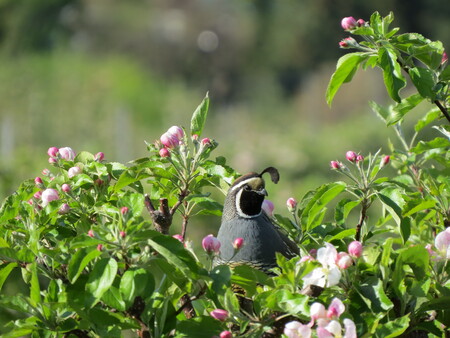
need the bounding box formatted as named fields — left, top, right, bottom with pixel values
left=0, top=11, right=449, bottom=337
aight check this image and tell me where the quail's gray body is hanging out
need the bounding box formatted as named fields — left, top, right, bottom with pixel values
left=216, top=168, right=298, bottom=271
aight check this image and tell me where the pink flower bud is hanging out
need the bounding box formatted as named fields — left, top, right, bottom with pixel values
left=120, top=207, right=129, bottom=215
left=210, top=309, right=228, bottom=321
left=262, top=199, right=275, bottom=217
left=97, top=244, right=103, bottom=251
left=286, top=197, right=298, bottom=212
left=310, top=302, right=327, bottom=320
left=58, top=203, right=70, bottom=215
left=348, top=240, right=363, bottom=258
left=48, top=157, right=58, bottom=164
left=119, top=231, right=126, bottom=238
left=68, top=166, right=82, bottom=178
left=59, top=147, right=76, bottom=161
left=160, top=132, right=179, bottom=149
left=61, top=183, right=71, bottom=192
left=202, top=234, right=221, bottom=254
left=159, top=147, right=170, bottom=158
left=345, top=151, right=358, bottom=162
left=299, top=255, right=315, bottom=263
left=233, top=237, right=244, bottom=250
left=330, top=161, right=341, bottom=170
left=33, top=190, right=43, bottom=200
left=95, top=152, right=105, bottom=161
left=341, top=16, right=357, bottom=30
left=192, top=134, right=199, bottom=141
left=309, top=248, right=318, bottom=257
left=47, top=147, right=59, bottom=157
left=167, top=126, right=184, bottom=140
left=173, top=234, right=184, bottom=243
left=201, top=137, right=211, bottom=145
left=41, top=188, right=59, bottom=206
left=336, top=252, right=353, bottom=269
left=442, top=52, right=448, bottom=65
left=34, top=177, right=43, bottom=185
left=42, top=169, right=51, bottom=176
left=381, top=155, right=390, bottom=167
left=339, top=37, right=357, bottom=48
left=220, top=331, right=232, bottom=338
left=88, top=230, right=94, bottom=238
left=356, top=155, right=364, bottom=162
left=356, top=18, right=365, bottom=26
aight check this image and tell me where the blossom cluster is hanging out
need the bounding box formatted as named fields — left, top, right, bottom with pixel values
left=158, top=125, right=212, bottom=158
left=301, top=241, right=362, bottom=288
left=284, top=298, right=356, bottom=338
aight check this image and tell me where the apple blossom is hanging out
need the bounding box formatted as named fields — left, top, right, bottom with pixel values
left=167, top=126, right=184, bottom=139
left=59, top=147, right=76, bottom=161
left=330, top=161, right=341, bottom=170
left=159, top=147, right=170, bottom=158
left=283, top=321, right=312, bottom=338
left=310, top=302, right=327, bottom=321
left=94, top=152, right=105, bottom=161
left=160, top=132, right=179, bottom=149
left=34, top=177, right=43, bottom=185
left=233, top=237, right=244, bottom=250
left=327, top=298, right=345, bottom=319
left=68, top=166, right=82, bottom=178
left=47, top=147, right=59, bottom=157
left=336, top=252, right=353, bottom=269
left=348, top=241, right=363, bottom=258
left=345, top=151, right=358, bottom=162
left=41, top=188, right=59, bottom=206
left=341, top=16, right=357, bottom=30
left=202, top=234, right=221, bottom=254
left=61, top=184, right=71, bottom=192
left=356, top=18, right=365, bottom=26
left=262, top=199, right=275, bottom=217
left=287, top=197, right=298, bottom=212
left=302, top=243, right=342, bottom=287
left=434, top=227, right=450, bottom=259
left=220, top=331, right=232, bottom=338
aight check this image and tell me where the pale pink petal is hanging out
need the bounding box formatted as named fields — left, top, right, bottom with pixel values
left=328, top=298, right=345, bottom=318
left=343, top=318, right=357, bottom=338
left=317, top=327, right=333, bottom=338
left=325, top=320, right=342, bottom=336
left=310, top=303, right=327, bottom=320
left=326, top=266, right=342, bottom=287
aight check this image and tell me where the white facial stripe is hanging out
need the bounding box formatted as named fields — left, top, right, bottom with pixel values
left=235, top=188, right=262, bottom=219
left=230, top=177, right=258, bottom=192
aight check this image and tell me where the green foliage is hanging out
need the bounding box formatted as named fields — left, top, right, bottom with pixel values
left=0, top=10, right=449, bottom=337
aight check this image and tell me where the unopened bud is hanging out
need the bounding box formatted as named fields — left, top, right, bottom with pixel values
left=34, top=177, right=43, bottom=185
left=41, top=188, right=59, bottom=206
left=119, top=231, right=126, bottom=238
left=58, top=203, right=70, bottom=215
left=59, top=147, right=76, bottom=161
left=173, top=234, right=184, bottom=243
left=159, top=147, right=170, bottom=158
left=262, top=199, right=275, bottom=217
left=381, top=155, right=390, bottom=167
left=61, top=183, right=71, bottom=192
left=201, top=137, right=211, bottom=145
left=120, top=207, right=129, bottom=215
left=95, top=152, right=105, bottom=162
left=330, top=161, right=341, bottom=170
left=356, top=18, right=365, bottom=27
left=341, top=16, right=357, bottom=30
left=48, top=157, right=58, bottom=164
left=167, top=126, right=184, bottom=140
left=68, top=166, right=82, bottom=178
left=97, top=244, right=103, bottom=251
left=47, top=147, right=59, bottom=158
left=220, top=331, right=232, bottom=338
left=348, top=240, right=363, bottom=258
left=356, top=155, right=364, bottom=162
left=210, top=309, right=229, bottom=321
left=346, top=151, right=358, bottom=162
left=88, top=230, right=95, bottom=238
left=339, top=37, right=357, bottom=48
left=160, top=132, right=179, bottom=149
left=442, top=52, right=448, bottom=65
left=286, top=197, right=298, bottom=212
left=202, top=234, right=221, bottom=254
left=233, top=237, right=244, bottom=250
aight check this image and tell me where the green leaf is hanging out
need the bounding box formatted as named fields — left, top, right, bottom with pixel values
left=359, top=277, right=393, bottom=312
left=68, top=247, right=102, bottom=284
left=263, top=289, right=309, bottom=315
left=190, top=93, right=210, bottom=137
left=415, top=108, right=441, bottom=132
left=370, top=11, right=383, bottom=36
left=29, top=262, right=41, bottom=306
left=230, top=265, right=272, bottom=296
left=399, top=217, right=411, bottom=244
left=387, top=93, right=424, bottom=125
left=409, top=67, right=436, bottom=100
left=86, top=258, right=118, bottom=303
left=335, top=198, right=361, bottom=225
left=410, top=137, right=450, bottom=154
left=369, top=100, right=390, bottom=124
left=403, top=199, right=436, bottom=217
left=102, top=286, right=126, bottom=311
left=378, top=47, right=406, bottom=102
left=328, top=228, right=357, bottom=242
left=441, top=64, right=450, bottom=81
left=376, top=192, right=403, bottom=226
left=176, top=316, right=223, bottom=338
left=113, top=169, right=149, bottom=193
left=147, top=235, right=203, bottom=279
left=301, top=182, right=346, bottom=231
left=0, top=263, right=17, bottom=292
left=374, top=315, right=410, bottom=337
left=120, top=268, right=154, bottom=308
left=326, top=53, right=369, bottom=106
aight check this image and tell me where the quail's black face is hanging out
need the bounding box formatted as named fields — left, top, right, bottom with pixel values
left=231, top=177, right=267, bottom=218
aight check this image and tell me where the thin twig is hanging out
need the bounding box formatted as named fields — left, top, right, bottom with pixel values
left=434, top=100, right=450, bottom=124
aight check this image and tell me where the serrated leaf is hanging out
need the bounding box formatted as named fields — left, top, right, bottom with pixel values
left=68, top=248, right=102, bottom=284
left=86, top=258, right=118, bottom=302
left=378, top=47, right=406, bottom=102
left=326, top=53, right=369, bottom=106
left=387, top=93, right=424, bottom=125
left=190, top=93, right=210, bottom=137
left=411, top=137, right=450, bottom=154
left=415, top=108, right=441, bottom=132
left=370, top=11, right=383, bottom=36
left=409, top=67, right=436, bottom=100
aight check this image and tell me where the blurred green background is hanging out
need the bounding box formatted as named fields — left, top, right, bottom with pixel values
left=0, top=0, right=449, bottom=221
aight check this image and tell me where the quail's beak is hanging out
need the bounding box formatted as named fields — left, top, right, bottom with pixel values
left=257, top=188, right=268, bottom=196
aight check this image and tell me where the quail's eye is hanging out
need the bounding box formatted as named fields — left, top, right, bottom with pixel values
left=243, top=184, right=251, bottom=191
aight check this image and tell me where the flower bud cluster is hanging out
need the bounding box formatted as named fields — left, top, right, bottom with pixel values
left=159, top=126, right=185, bottom=157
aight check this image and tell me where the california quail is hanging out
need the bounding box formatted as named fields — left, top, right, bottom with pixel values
left=216, top=167, right=299, bottom=272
